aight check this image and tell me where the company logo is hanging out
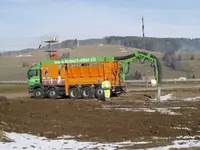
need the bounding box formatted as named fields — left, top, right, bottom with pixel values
left=44, top=68, right=48, bottom=76
left=54, top=57, right=97, bottom=64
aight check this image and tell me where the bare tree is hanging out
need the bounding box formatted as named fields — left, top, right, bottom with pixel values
left=190, top=54, right=195, bottom=60
left=22, top=61, right=29, bottom=67
left=60, top=52, right=70, bottom=59
left=178, top=54, right=182, bottom=61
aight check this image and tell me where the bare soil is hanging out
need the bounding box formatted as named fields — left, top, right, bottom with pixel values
left=0, top=90, right=200, bottom=149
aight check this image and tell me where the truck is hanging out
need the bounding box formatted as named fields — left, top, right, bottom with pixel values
left=27, top=51, right=162, bottom=100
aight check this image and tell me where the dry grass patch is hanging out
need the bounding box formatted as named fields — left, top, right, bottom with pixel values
left=0, top=131, right=13, bottom=142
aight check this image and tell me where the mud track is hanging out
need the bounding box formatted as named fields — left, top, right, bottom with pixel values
left=1, top=91, right=200, bottom=145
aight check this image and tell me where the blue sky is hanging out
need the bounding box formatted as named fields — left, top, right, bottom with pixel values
left=0, top=0, right=199, bottom=51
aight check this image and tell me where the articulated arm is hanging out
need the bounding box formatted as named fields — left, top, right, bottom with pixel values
left=114, top=51, right=162, bottom=86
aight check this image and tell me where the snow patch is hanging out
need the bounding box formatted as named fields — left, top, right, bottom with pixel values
left=116, top=108, right=156, bottom=113
left=113, top=107, right=180, bottom=115
left=170, top=127, right=191, bottom=130
left=154, top=108, right=181, bottom=115
left=0, top=132, right=150, bottom=150
left=2, top=132, right=200, bottom=150
left=119, top=48, right=127, bottom=52
left=160, top=94, right=174, bottom=101
left=145, top=139, right=200, bottom=150
left=57, top=135, right=75, bottom=139
left=184, top=96, right=200, bottom=101
left=141, top=135, right=200, bottom=150
left=151, top=93, right=175, bottom=101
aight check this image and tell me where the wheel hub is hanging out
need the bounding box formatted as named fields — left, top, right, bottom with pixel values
left=50, top=91, right=55, bottom=96
left=36, top=91, right=41, bottom=96
left=98, top=89, right=103, bottom=94
left=71, top=91, right=76, bottom=97
left=83, top=90, right=89, bottom=96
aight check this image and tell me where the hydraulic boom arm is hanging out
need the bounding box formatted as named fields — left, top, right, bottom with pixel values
left=114, top=51, right=162, bottom=86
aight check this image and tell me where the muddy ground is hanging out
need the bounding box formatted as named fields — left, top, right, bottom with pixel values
left=1, top=91, right=200, bottom=149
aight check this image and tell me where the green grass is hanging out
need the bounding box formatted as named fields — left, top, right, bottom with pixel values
left=0, top=84, right=27, bottom=94
left=0, top=131, right=14, bottom=142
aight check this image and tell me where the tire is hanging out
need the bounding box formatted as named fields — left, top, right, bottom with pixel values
left=95, top=86, right=104, bottom=100
left=81, top=86, right=93, bottom=99
left=33, top=88, right=44, bottom=99
left=48, top=88, right=58, bottom=99
left=69, top=87, right=80, bottom=99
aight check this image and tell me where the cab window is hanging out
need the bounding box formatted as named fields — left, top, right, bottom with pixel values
left=27, top=70, right=40, bottom=79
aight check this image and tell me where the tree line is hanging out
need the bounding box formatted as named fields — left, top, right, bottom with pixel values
left=104, top=36, right=200, bottom=52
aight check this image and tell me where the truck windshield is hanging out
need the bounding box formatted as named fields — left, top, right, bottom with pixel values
left=27, top=70, right=40, bottom=79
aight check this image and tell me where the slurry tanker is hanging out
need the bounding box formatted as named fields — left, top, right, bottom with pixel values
left=27, top=51, right=162, bottom=100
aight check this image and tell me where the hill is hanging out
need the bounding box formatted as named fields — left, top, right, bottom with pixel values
left=1, top=36, right=200, bottom=56
left=0, top=45, right=199, bottom=81
left=0, top=38, right=104, bottom=56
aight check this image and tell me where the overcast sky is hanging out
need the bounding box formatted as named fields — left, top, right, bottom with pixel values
left=0, top=0, right=199, bottom=51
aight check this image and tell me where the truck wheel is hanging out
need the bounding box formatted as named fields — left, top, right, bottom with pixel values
left=69, top=87, right=80, bottom=99
left=81, top=86, right=93, bottom=99
left=95, top=86, right=104, bottom=100
left=48, top=88, right=58, bottom=99
left=33, top=88, right=44, bottom=99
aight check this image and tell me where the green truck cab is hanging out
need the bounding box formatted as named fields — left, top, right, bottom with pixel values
left=27, top=64, right=41, bottom=86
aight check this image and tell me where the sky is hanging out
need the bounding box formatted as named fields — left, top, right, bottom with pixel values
left=0, top=0, right=199, bottom=51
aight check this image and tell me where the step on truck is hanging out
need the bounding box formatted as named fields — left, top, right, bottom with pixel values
left=27, top=51, right=162, bottom=100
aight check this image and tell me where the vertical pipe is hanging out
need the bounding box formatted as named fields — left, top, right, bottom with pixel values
left=156, top=85, right=161, bottom=102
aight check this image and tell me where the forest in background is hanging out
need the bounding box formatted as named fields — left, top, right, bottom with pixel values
left=104, top=36, right=200, bottom=52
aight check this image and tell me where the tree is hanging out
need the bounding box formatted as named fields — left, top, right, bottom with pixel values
left=60, top=52, right=70, bottom=59
left=104, top=36, right=200, bottom=52
left=190, top=55, right=195, bottom=60
left=22, top=61, right=29, bottom=67
left=170, top=62, right=176, bottom=70
left=178, top=54, right=182, bottom=61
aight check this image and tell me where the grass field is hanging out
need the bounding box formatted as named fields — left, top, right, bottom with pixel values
left=0, top=45, right=200, bottom=80
left=0, top=84, right=27, bottom=94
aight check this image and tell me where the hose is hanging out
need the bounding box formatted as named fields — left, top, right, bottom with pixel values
left=114, top=51, right=162, bottom=85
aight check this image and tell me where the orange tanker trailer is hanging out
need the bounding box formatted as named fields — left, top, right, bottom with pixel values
left=40, top=61, right=124, bottom=99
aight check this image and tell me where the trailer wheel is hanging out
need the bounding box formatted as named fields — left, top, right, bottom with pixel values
left=81, top=86, right=93, bottom=99
left=95, top=86, right=104, bottom=100
left=33, top=88, right=44, bottom=99
left=69, top=87, right=80, bottom=99
left=48, top=88, right=58, bottom=99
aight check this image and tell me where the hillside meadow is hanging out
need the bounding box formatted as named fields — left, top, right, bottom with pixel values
left=0, top=45, right=200, bottom=81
